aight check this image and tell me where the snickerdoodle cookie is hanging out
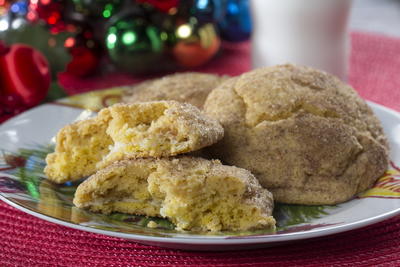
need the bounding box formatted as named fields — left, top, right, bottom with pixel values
left=123, top=72, right=228, bottom=109
left=73, top=157, right=275, bottom=232
left=100, top=101, right=223, bottom=166
left=45, top=101, right=223, bottom=183
left=203, top=64, right=389, bottom=205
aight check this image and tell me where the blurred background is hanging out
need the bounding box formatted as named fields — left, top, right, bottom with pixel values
left=0, top=0, right=399, bottom=122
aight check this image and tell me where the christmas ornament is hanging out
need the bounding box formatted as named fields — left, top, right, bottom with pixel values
left=1, top=0, right=248, bottom=79
left=0, top=0, right=255, bottom=122
left=0, top=23, right=71, bottom=75
left=172, top=18, right=220, bottom=67
left=0, top=41, right=50, bottom=107
left=105, top=12, right=168, bottom=74
left=218, top=0, right=251, bottom=42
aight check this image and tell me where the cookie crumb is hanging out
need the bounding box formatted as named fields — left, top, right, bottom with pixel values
left=147, top=221, right=158, bottom=228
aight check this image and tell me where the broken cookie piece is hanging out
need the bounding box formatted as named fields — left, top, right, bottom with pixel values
left=99, top=101, right=224, bottom=167
left=45, top=101, right=223, bottom=183
left=73, top=157, right=276, bottom=232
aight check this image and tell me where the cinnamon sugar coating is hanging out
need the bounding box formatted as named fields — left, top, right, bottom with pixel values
left=204, top=64, right=389, bottom=205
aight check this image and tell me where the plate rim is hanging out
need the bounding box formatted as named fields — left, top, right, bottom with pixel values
left=0, top=100, right=399, bottom=246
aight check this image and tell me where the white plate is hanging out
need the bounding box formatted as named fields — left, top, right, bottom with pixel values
left=0, top=89, right=399, bottom=250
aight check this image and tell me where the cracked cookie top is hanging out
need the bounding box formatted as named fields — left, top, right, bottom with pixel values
left=204, top=64, right=389, bottom=205
left=205, top=64, right=387, bottom=146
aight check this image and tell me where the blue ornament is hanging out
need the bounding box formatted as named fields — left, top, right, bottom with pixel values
left=218, top=0, right=251, bottom=42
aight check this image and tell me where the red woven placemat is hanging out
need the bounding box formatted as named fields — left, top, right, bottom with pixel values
left=0, top=200, right=399, bottom=266
left=1, top=31, right=400, bottom=266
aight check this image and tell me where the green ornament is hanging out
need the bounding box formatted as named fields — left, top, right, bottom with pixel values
left=105, top=14, right=168, bottom=74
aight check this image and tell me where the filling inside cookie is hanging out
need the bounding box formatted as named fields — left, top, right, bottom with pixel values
left=74, top=159, right=275, bottom=232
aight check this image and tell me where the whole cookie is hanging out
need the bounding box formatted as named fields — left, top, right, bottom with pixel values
left=123, top=72, right=228, bottom=109
left=204, top=64, right=389, bottom=205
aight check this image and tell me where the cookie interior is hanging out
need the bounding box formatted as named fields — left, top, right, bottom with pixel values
left=44, top=117, right=112, bottom=183
left=103, top=102, right=193, bottom=162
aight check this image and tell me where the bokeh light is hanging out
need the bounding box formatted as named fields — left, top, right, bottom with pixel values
left=176, top=24, right=192, bottom=38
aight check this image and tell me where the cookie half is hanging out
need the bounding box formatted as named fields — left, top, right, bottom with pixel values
left=99, top=101, right=224, bottom=166
left=73, top=157, right=275, bottom=232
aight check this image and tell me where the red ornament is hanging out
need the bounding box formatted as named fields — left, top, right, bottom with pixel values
left=0, top=42, right=51, bottom=108
left=136, top=0, right=179, bottom=12
left=66, top=46, right=99, bottom=77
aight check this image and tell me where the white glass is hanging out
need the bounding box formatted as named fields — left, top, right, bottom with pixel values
left=250, top=0, right=353, bottom=81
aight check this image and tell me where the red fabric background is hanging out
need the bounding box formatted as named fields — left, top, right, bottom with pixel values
left=1, top=31, right=400, bottom=266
